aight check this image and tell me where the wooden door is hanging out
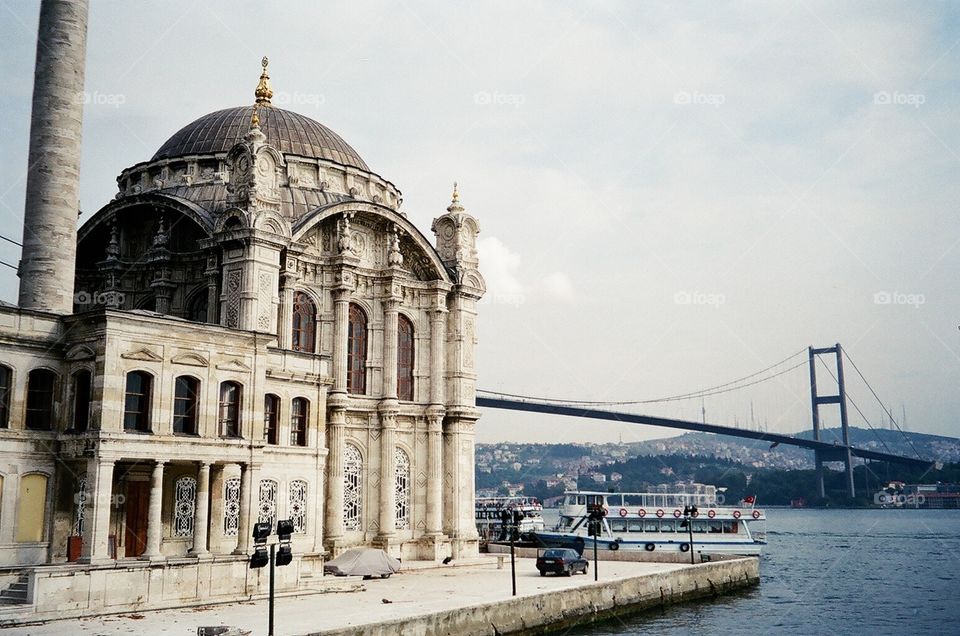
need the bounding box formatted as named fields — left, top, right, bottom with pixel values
left=124, top=481, right=149, bottom=557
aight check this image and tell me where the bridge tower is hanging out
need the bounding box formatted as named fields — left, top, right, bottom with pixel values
left=808, top=344, right=855, bottom=499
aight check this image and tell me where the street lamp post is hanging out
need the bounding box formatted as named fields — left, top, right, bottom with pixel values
left=681, top=505, right=698, bottom=565
left=249, top=519, right=295, bottom=636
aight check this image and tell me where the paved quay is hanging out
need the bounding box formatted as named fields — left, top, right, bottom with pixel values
left=3, top=556, right=758, bottom=636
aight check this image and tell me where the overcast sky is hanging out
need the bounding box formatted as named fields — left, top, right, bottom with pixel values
left=1, top=1, right=958, bottom=445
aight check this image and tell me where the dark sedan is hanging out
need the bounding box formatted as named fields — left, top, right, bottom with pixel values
left=536, top=548, right=589, bottom=576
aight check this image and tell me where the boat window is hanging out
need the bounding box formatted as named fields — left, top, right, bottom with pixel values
left=577, top=495, right=585, bottom=505
left=610, top=519, right=628, bottom=533
left=627, top=519, right=644, bottom=532
left=660, top=520, right=677, bottom=532
left=708, top=521, right=723, bottom=533
left=723, top=520, right=739, bottom=533
left=643, top=520, right=659, bottom=532
left=692, top=520, right=707, bottom=533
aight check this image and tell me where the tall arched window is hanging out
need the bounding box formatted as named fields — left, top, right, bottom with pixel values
left=16, top=473, right=48, bottom=542
left=290, top=397, right=308, bottom=447
left=263, top=394, right=279, bottom=445
left=71, top=370, right=92, bottom=432
left=26, top=369, right=56, bottom=430
left=397, top=315, right=414, bottom=401
left=173, top=376, right=200, bottom=435
left=218, top=381, right=242, bottom=438
left=291, top=291, right=316, bottom=353
left=347, top=304, right=367, bottom=394
left=123, top=371, right=152, bottom=432
left=395, top=448, right=411, bottom=530
left=343, top=444, right=363, bottom=530
left=0, top=364, right=13, bottom=428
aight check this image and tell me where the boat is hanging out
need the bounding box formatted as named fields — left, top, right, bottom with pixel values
left=475, top=496, right=545, bottom=544
left=532, top=490, right=766, bottom=556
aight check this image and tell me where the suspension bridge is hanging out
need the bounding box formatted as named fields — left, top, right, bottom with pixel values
left=477, top=343, right=937, bottom=499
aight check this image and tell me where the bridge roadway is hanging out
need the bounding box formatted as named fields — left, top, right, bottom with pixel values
left=476, top=396, right=933, bottom=468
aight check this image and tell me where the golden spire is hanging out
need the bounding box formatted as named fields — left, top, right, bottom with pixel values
left=250, top=106, right=260, bottom=128
left=452, top=181, right=459, bottom=202
left=255, top=56, right=273, bottom=106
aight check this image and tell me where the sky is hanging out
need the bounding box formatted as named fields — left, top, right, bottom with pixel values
left=1, top=1, right=958, bottom=445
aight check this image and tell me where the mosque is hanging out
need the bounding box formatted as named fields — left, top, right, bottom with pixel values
left=0, top=0, right=484, bottom=618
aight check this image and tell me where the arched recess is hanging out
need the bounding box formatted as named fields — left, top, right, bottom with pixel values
left=347, top=304, right=367, bottom=395
left=291, top=291, right=317, bottom=353
left=397, top=314, right=415, bottom=401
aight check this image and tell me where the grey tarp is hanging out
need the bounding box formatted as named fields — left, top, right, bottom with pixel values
left=323, top=548, right=402, bottom=577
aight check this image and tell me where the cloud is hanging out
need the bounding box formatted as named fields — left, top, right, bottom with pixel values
left=540, top=272, right=576, bottom=303
left=476, top=236, right=525, bottom=305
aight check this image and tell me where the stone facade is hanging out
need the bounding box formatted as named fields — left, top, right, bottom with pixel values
left=0, top=12, right=485, bottom=616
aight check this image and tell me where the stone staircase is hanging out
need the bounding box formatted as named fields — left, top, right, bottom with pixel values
left=0, top=574, right=29, bottom=606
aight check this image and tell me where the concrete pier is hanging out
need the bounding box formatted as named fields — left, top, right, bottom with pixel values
left=4, top=556, right=759, bottom=635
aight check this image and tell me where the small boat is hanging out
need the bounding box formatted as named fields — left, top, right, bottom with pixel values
left=475, top=496, right=545, bottom=543
left=533, top=490, right=766, bottom=556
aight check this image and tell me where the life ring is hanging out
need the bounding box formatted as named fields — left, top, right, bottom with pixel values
left=752, top=510, right=761, bottom=519
left=638, top=508, right=647, bottom=518
left=679, top=543, right=690, bottom=552
left=644, top=543, right=655, bottom=552
left=707, top=510, right=716, bottom=519
left=656, top=509, right=665, bottom=518
left=673, top=509, right=682, bottom=518
left=609, top=541, right=620, bottom=551
left=733, top=510, right=742, bottom=519
left=619, top=508, right=628, bottom=517
left=691, top=509, right=699, bottom=518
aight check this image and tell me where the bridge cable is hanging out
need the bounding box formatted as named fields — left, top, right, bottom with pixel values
left=840, top=350, right=923, bottom=460
left=478, top=348, right=808, bottom=407
left=815, top=356, right=897, bottom=458
left=0, top=234, right=22, bottom=248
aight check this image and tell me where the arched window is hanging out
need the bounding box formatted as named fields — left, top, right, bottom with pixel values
left=395, top=448, right=411, bottom=530
left=123, top=371, right=152, bottom=432
left=16, top=473, right=48, bottom=542
left=0, top=364, right=12, bottom=428
left=397, top=315, right=414, bottom=401
left=173, top=376, right=200, bottom=435
left=26, top=369, right=56, bottom=430
left=218, top=381, right=242, bottom=438
left=347, top=304, right=367, bottom=394
left=263, top=394, right=279, bottom=445
left=289, top=479, right=307, bottom=533
left=173, top=476, right=197, bottom=537
left=343, top=444, right=363, bottom=530
left=71, top=370, right=92, bottom=432
left=290, top=398, right=308, bottom=446
left=258, top=479, right=278, bottom=528
left=291, top=292, right=316, bottom=353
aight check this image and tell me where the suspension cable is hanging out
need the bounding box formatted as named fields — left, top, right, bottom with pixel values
left=816, top=357, right=896, bottom=457
left=479, top=348, right=808, bottom=406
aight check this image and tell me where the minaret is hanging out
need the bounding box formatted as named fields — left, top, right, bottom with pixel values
left=18, top=0, right=89, bottom=314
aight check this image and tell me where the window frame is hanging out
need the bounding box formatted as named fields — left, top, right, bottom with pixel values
left=172, top=375, right=200, bottom=435
left=218, top=381, right=242, bottom=438
left=263, top=393, right=279, bottom=445
left=397, top=314, right=414, bottom=401
left=347, top=304, right=367, bottom=394
left=123, top=371, right=153, bottom=433
left=290, top=397, right=308, bottom=447
left=25, top=369, right=57, bottom=431
left=291, top=291, right=317, bottom=353
left=70, top=369, right=92, bottom=433
left=0, top=364, right=13, bottom=429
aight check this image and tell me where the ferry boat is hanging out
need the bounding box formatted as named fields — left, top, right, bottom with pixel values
left=533, top=490, right=766, bottom=556
left=475, top=496, right=545, bottom=543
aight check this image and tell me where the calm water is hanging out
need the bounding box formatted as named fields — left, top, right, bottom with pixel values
left=560, top=508, right=960, bottom=636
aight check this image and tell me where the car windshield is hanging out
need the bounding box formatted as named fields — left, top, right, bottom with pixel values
left=543, top=549, right=570, bottom=558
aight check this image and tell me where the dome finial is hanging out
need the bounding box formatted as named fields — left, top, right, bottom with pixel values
left=452, top=181, right=459, bottom=203
left=255, top=56, right=273, bottom=106
left=447, top=181, right=465, bottom=213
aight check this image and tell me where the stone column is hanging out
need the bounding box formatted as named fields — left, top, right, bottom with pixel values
left=278, top=271, right=298, bottom=349
left=141, top=461, right=166, bottom=560
left=376, top=408, right=397, bottom=544
left=234, top=463, right=252, bottom=554
left=324, top=406, right=346, bottom=546
left=425, top=409, right=444, bottom=536
left=207, top=465, right=226, bottom=554
left=18, top=0, right=89, bottom=314
left=191, top=462, right=211, bottom=556
left=332, top=289, right=350, bottom=393
left=382, top=298, right=399, bottom=399
left=79, top=457, right=114, bottom=563
left=429, top=303, right=447, bottom=405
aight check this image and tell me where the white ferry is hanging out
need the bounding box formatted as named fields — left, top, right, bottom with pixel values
left=533, top=490, right=766, bottom=556
left=475, top=496, right=545, bottom=543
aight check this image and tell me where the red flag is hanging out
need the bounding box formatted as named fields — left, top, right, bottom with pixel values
left=743, top=495, right=756, bottom=505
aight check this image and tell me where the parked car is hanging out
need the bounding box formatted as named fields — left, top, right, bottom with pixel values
left=536, top=548, right=589, bottom=576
